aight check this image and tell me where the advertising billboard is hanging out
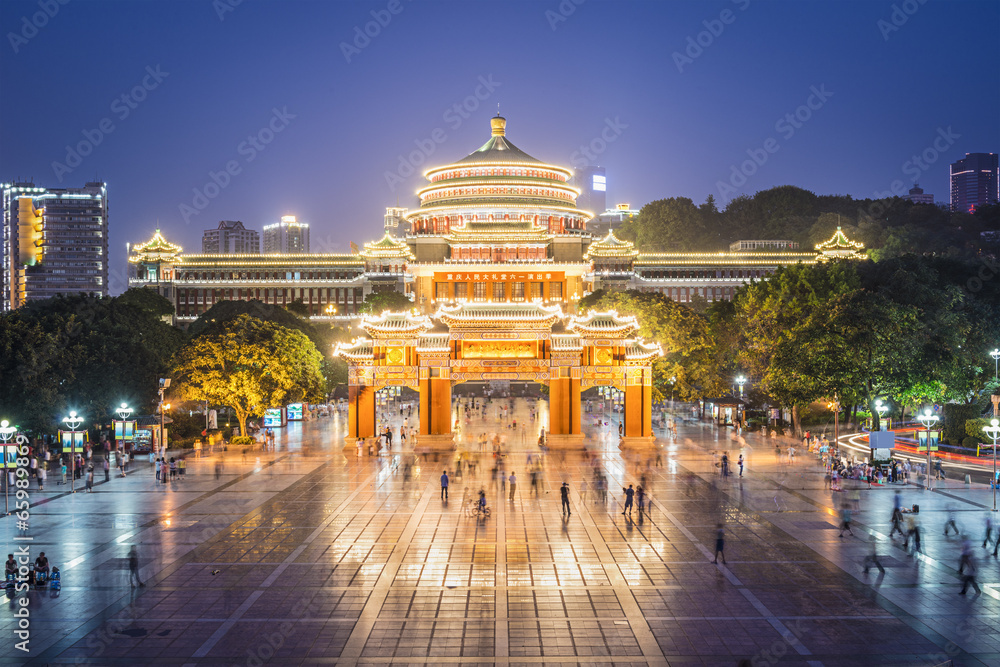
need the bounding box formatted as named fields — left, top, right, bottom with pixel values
left=264, top=408, right=286, bottom=427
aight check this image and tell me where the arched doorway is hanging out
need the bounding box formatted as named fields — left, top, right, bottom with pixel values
left=335, top=304, right=662, bottom=450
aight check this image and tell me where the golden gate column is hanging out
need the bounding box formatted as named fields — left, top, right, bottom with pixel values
left=417, top=368, right=454, bottom=450
left=348, top=384, right=375, bottom=443
left=621, top=367, right=655, bottom=448
left=547, top=368, right=583, bottom=448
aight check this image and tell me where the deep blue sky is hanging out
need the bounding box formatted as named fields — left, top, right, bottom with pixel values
left=2, top=0, right=997, bottom=292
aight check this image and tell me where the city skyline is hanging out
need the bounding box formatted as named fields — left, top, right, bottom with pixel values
left=1, top=0, right=998, bottom=292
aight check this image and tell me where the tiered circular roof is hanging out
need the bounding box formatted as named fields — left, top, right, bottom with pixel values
left=408, top=116, right=592, bottom=222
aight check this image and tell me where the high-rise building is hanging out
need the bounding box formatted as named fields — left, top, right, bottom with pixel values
left=262, top=215, right=310, bottom=253
left=950, top=153, right=999, bottom=213
left=2, top=181, right=108, bottom=311
left=571, top=165, right=606, bottom=220
left=903, top=184, right=934, bottom=204
left=587, top=203, right=639, bottom=237
left=202, top=220, right=259, bottom=254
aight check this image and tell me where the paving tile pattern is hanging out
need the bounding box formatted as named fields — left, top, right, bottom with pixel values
left=3, top=403, right=999, bottom=665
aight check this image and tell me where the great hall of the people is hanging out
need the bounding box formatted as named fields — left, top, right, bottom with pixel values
left=129, top=115, right=865, bottom=323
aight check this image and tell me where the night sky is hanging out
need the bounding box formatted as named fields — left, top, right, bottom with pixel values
left=1, top=0, right=997, bottom=293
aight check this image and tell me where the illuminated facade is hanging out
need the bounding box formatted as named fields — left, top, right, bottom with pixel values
left=128, top=116, right=865, bottom=320
left=2, top=181, right=108, bottom=311
left=336, top=304, right=661, bottom=450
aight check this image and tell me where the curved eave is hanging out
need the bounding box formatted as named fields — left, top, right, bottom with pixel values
left=406, top=203, right=593, bottom=219
left=417, top=176, right=581, bottom=199
left=425, top=161, right=573, bottom=181
left=334, top=339, right=374, bottom=361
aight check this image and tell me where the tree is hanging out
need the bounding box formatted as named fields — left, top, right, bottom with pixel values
left=188, top=299, right=319, bottom=345
left=0, top=294, right=183, bottom=433
left=733, top=261, right=861, bottom=434
left=171, top=314, right=324, bottom=436
left=286, top=298, right=310, bottom=317
left=579, top=290, right=721, bottom=401
left=357, top=290, right=413, bottom=315
left=617, top=197, right=708, bottom=251
left=117, top=287, right=175, bottom=317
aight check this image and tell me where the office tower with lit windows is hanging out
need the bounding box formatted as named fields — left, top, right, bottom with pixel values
left=950, top=152, right=999, bottom=212
left=263, top=215, right=310, bottom=253
left=2, top=181, right=108, bottom=311
left=202, top=220, right=260, bottom=253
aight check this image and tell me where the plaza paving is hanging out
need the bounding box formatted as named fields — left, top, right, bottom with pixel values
left=2, top=398, right=999, bottom=666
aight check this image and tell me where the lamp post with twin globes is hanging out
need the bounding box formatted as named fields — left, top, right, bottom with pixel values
left=983, top=418, right=1000, bottom=512
left=917, top=408, right=939, bottom=491
left=62, top=411, right=84, bottom=493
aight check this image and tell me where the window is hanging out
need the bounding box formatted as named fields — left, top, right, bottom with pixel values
left=436, top=283, right=449, bottom=300
left=455, top=283, right=468, bottom=300
left=473, top=283, right=487, bottom=301
left=512, top=282, right=525, bottom=302
left=549, top=282, right=562, bottom=300
left=493, top=282, right=505, bottom=300
left=530, top=282, right=544, bottom=300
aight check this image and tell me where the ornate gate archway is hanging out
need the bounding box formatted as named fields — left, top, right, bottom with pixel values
left=336, top=304, right=661, bottom=450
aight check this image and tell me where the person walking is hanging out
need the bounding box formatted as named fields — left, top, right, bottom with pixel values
left=85, top=466, right=95, bottom=492
left=128, top=545, right=145, bottom=588
left=155, top=458, right=162, bottom=482
left=738, top=454, right=744, bottom=477
left=888, top=509, right=904, bottom=542
left=838, top=504, right=854, bottom=537
left=959, top=548, right=981, bottom=595
left=982, top=515, right=994, bottom=549
left=863, top=535, right=885, bottom=575
left=37, top=465, right=45, bottom=492
left=944, top=505, right=959, bottom=536
left=712, top=524, right=727, bottom=564
left=560, top=482, right=571, bottom=516
left=904, top=513, right=922, bottom=554
left=60, top=460, right=67, bottom=486
left=508, top=471, right=517, bottom=501
left=440, top=470, right=449, bottom=501
left=103, top=457, right=110, bottom=483
left=622, top=484, right=635, bottom=517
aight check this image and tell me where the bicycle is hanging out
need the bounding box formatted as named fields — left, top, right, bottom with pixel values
left=471, top=502, right=491, bottom=518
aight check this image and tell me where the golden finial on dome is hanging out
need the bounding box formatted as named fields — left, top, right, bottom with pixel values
left=491, top=111, right=506, bottom=137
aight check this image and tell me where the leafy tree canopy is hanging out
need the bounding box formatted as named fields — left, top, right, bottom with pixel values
left=579, top=290, right=721, bottom=401
left=357, top=290, right=414, bottom=315
left=0, top=293, right=183, bottom=433
left=171, top=314, right=324, bottom=435
left=117, top=287, right=175, bottom=317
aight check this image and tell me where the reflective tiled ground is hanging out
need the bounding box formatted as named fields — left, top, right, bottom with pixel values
left=3, top=399, right=999, bottom=665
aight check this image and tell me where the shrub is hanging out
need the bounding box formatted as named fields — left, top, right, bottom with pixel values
left=943, top=404, right=980, bottom=444
left=230, top=436, right=255, bottom=446
left=966, top=418, right=991, bottom=440
left=963, top=436, right=980, bottom=448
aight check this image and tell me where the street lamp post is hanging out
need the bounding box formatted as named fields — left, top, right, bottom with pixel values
left=917, top=408, right=939, bottom=491
left=829, top=395, right=841, bottom=453
left=735, top=376, right=746, bottom=427
left=983, top=418, right=1000, bottom=512
left=114, top=403, right=133, bottom=473
left=874, top=400, right=888, bottom=431
left=62, top=411, right=84, bottom=493
left=158, top=378, right=171, bottom=465
left=991, top=348, right=1000, bottom=380
left=0, top=420, right=17, bottom=514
